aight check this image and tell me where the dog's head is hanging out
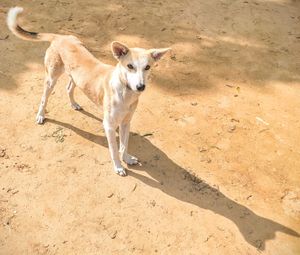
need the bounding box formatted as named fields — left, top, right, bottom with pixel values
left=111, top=41, right=170, bottom=92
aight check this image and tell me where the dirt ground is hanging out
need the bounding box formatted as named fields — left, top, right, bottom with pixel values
left=0, top=0, right=300, bottom=254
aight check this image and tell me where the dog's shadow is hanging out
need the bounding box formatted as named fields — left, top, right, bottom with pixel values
left=46, top=111, right=299, bottom=250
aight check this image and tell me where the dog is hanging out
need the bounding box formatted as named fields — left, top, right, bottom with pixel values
left=7, top=7, right=170, bottom=176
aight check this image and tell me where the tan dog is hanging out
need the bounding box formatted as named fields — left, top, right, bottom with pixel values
left=7, top=7, right=170, bottom=176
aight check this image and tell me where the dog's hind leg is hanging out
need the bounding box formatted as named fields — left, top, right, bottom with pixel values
left=66, top=78, right=82, bottom=110
left=36, top=48, right=63, bottom=124
left=36, top=74, right=59, bottom=124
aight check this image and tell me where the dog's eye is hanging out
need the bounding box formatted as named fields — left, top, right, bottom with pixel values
left=145, top=65, right=151, bottom=70
left=127, top=64, right=134, bottom=70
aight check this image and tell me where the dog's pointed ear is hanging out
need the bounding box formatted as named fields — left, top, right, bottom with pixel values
left=150, top=48, right=171, bottom=61
left=111, top=41, right=129, bottom=60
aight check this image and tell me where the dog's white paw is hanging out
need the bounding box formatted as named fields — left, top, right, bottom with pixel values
left=71, top=102, right=82, bottom=111
left=123, top=154, right=139, bottom=165
left=36, top=114, right=45, bottom=124
left=114, top=166, right=127, bottom=176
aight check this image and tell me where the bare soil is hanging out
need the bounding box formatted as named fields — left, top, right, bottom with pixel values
left=0, top=0, right=300, bottom=254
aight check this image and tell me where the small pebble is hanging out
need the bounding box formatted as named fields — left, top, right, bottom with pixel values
left=228, top=125, right=236, bottom=133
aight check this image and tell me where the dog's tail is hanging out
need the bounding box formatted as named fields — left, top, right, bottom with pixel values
left=7, top=7, right=56, bottom=42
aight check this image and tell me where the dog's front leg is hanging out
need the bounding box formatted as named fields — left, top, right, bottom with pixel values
left=103, top=120, right=126, bottom=176
left=119, top=122, right=138, bottom=165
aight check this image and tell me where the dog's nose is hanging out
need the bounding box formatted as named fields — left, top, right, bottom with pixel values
left=136, top=84, right=145, bottom=91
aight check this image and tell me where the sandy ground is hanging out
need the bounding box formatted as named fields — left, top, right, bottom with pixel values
left=0, top=0, right=300, bottom=254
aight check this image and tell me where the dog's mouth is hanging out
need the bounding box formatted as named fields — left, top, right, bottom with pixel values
left=126, top=84, right=144, bottom=93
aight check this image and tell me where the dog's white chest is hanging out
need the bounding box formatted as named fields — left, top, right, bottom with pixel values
left=110, top=90, right=138, bottom=123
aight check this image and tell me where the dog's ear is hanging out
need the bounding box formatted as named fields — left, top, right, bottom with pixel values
left=150, top=48, right=171, bottom=61
left=111, top=41, right=129, bottom=60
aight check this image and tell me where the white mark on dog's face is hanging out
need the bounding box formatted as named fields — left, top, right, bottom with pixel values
left=122, top=54, right=151, bottom=92
left=111, top=41, right=170, bottom=92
